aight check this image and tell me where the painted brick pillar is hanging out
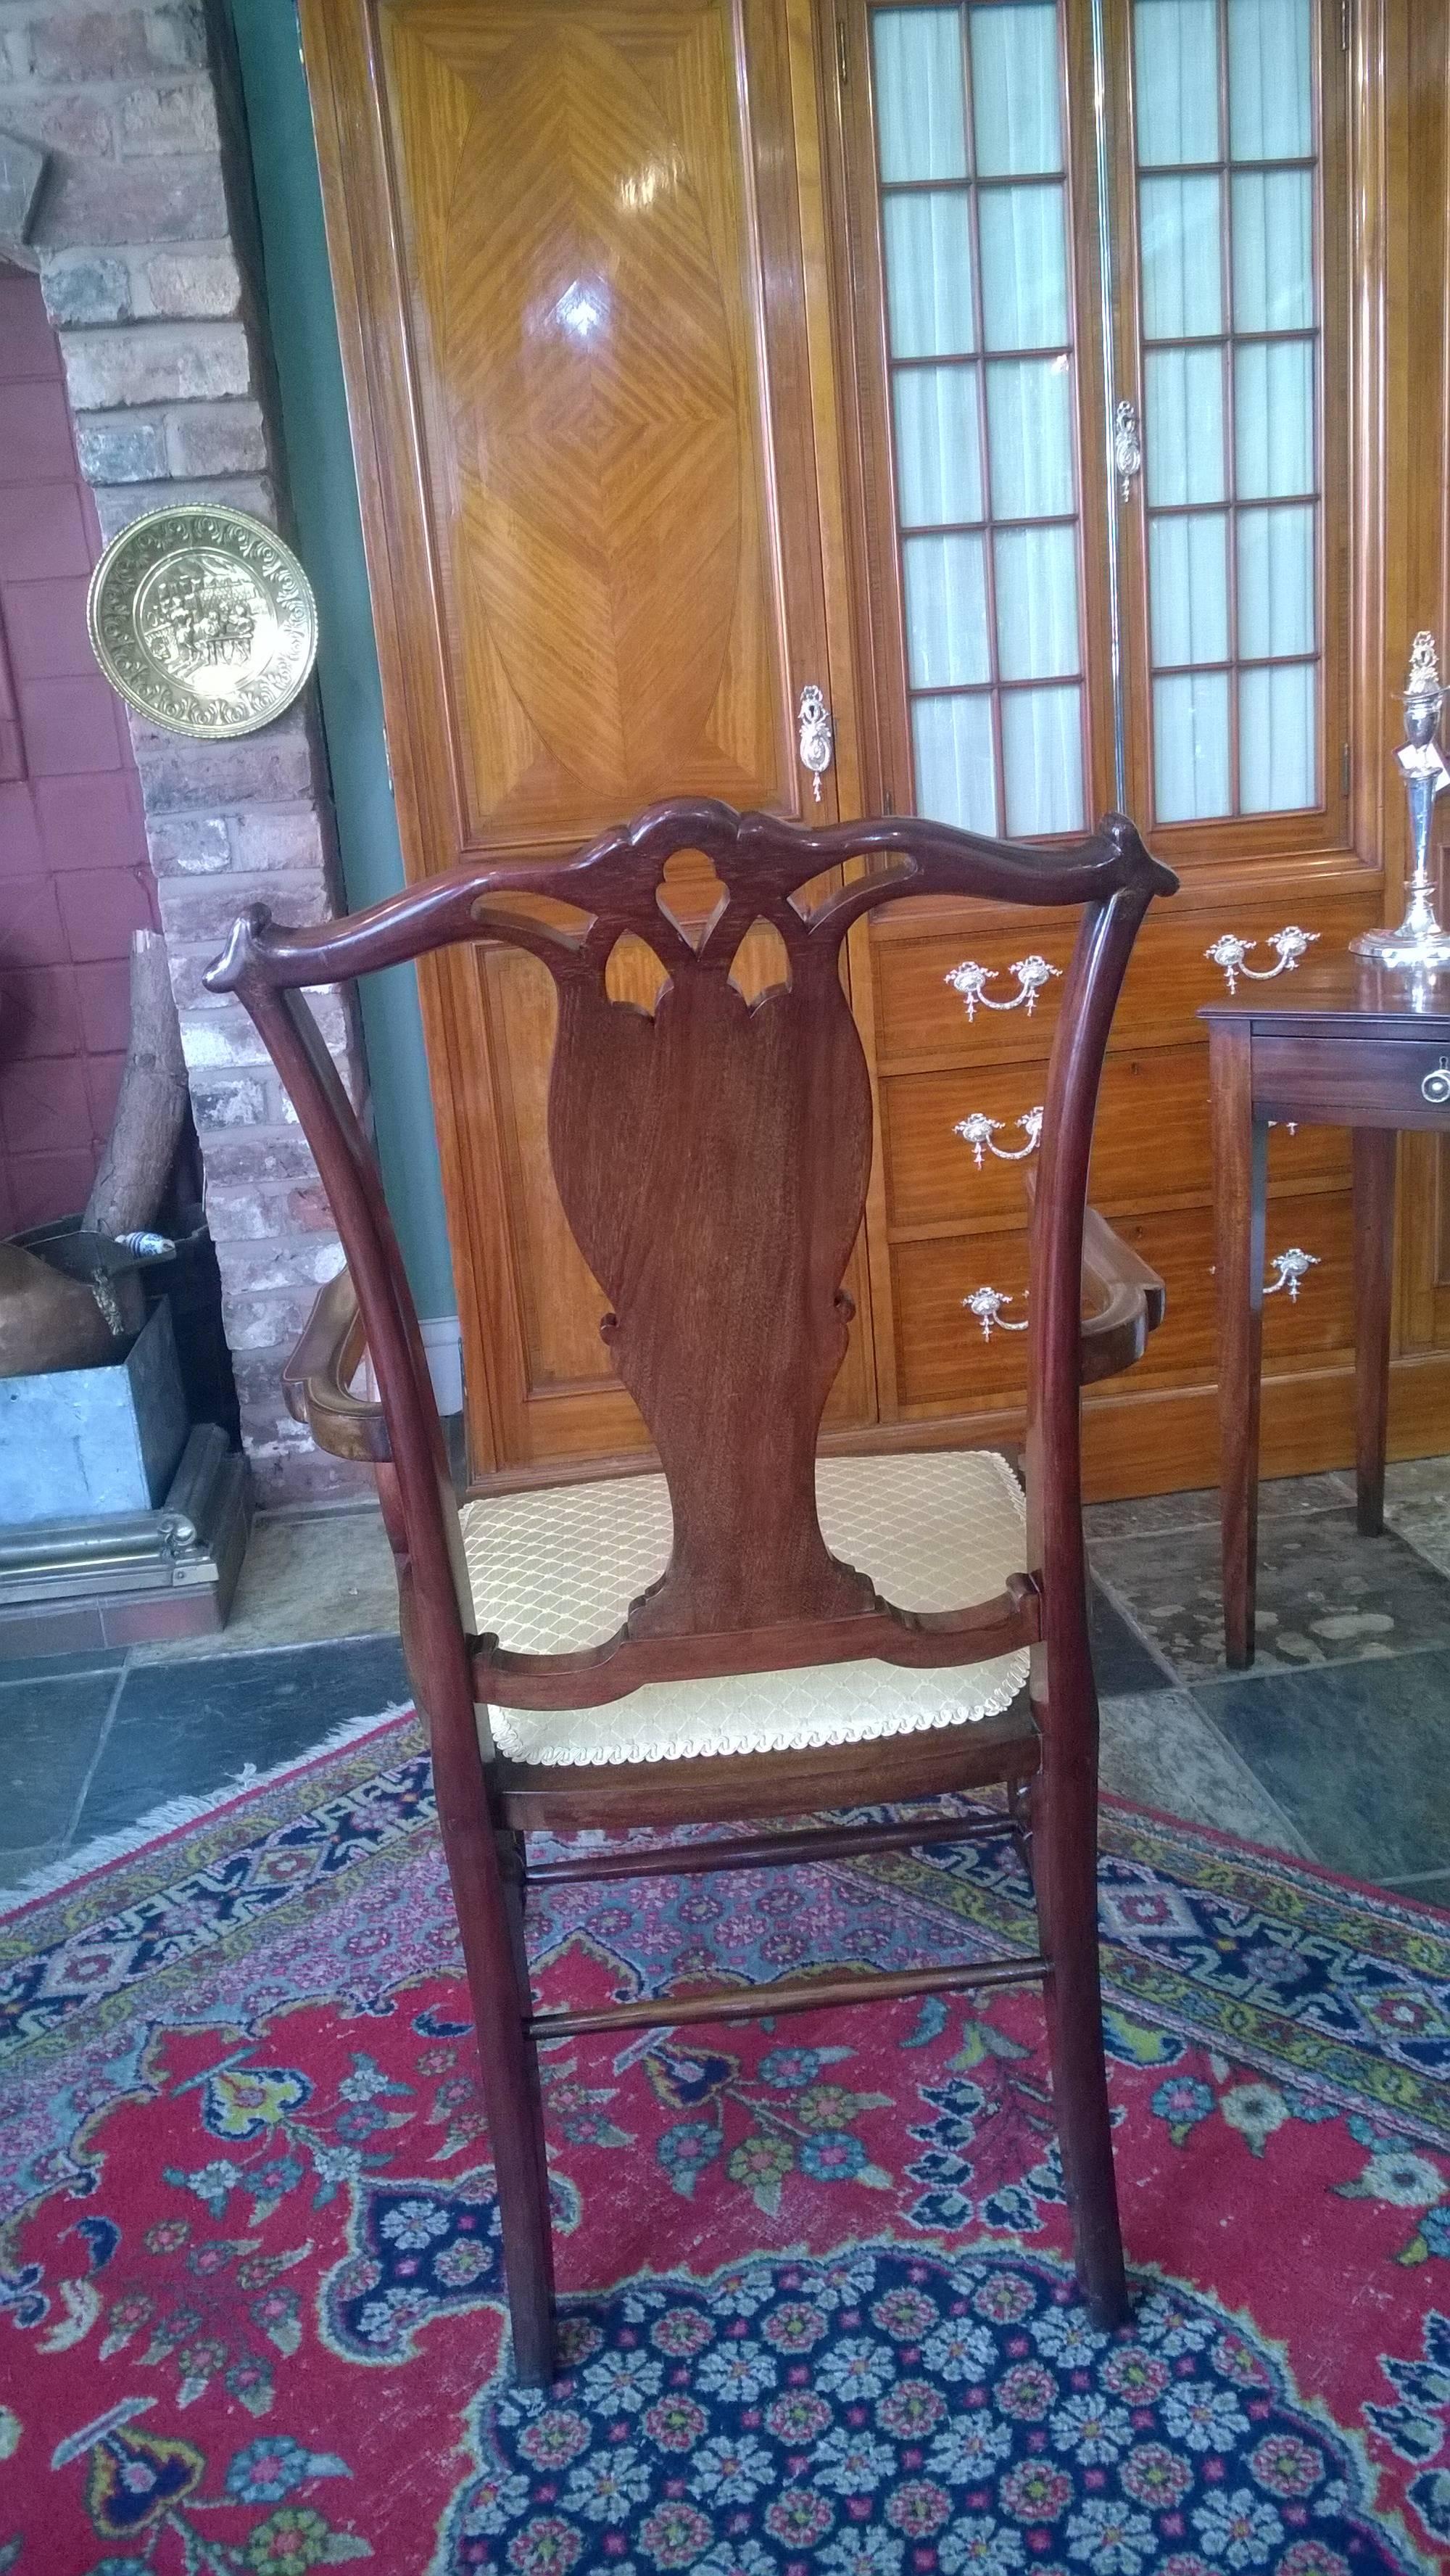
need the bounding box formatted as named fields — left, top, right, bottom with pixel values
left=0, top=0, right=368, bottom=1500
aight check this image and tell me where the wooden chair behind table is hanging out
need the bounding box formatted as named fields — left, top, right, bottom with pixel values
left=207, top=796, right=1176, bottom=2385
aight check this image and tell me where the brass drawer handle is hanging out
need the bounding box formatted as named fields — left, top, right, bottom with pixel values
left=954, top=1105, right=1044, bottom=1167
left=1205, top=925, right=1318, bottom=994
left=945, top=954, right=1061, bottom=1019
left=1265, top=1247, right=1320, bottom=1302
left=964, top=1284, right=1029, bottom=1339
left=1422, top=1060, right=1450, bottom=1107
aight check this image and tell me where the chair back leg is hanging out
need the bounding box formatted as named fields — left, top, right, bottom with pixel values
left=1030, top=1676, right=1129, bottom=2331
left=386, top=1508, right=557, bottom=2382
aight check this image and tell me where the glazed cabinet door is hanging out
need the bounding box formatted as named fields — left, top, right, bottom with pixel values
left=302, top=0, right=865, bottom=1474
left=816, top=0, right=1450, bottom=1494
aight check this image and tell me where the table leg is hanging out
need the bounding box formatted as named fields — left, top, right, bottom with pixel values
left=1210, top=1024, right=1267, bottom=1668
left=1351, top=1127, right=1396, bottom=1535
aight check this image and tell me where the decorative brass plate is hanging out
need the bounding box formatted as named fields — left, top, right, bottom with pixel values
left=87, top=504, right=318, bottom=739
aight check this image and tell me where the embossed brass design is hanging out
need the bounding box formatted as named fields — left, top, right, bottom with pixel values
left=86, top=505, right=318, bottom=738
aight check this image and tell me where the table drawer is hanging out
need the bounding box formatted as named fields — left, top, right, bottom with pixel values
left=1253, top=1033, right=1450, bottom=1128
left=891, top=1191, right=1354, bottom=1413
left=882, top=1046, right=1348, bottom=1231
left=871, top=881, right=1380, bottom=1072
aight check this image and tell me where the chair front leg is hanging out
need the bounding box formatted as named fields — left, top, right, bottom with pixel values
left=1030, top=1668, right=1128, bottom=2332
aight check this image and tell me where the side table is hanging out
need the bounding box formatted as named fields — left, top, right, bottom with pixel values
left=1201, top=957, right=1450, bottom=1667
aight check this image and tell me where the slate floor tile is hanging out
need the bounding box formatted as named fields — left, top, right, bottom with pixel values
left=1190, top=1644, right=1450, bottom=1881
left=1091, top=1508, right=1450, bottom=1683
left=1383, top=1456, right=1450, bottom=1511
left=1377, top=1870, right=1450, bottom=1912
left=1083, top=1471, right=1352, bottom=1544
left=0, top=1841, right=65, bottom=1902
left=1099, top=1688, right=1309, bottom=1855
left=0, top=1667, right=120, bottom=1856
left=72, top=1632, right=410, bottom=1841
left=1387, top=1503, right=1450, bottom=1579
left=1088, top=1579, right=1174, bottom=1696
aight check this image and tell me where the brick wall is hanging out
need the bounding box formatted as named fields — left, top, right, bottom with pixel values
left=0, top=0, right=368, bottom=1501
left=0, top=261, right=160, bottom=1237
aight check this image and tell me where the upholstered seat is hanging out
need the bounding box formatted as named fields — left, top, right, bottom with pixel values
left=460, top=1448, right=1031, bottom=1767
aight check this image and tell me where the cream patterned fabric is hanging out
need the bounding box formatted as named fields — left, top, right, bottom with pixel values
left=460, top=1449, right=1032, bottom=1767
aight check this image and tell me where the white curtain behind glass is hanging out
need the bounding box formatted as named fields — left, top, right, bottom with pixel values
left=1134, top=0, right=1319, bottom=821
left=871, top=4, right=1085, bottom=838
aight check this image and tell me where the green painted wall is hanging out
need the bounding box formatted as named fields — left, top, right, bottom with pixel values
left=228, top=0, right=457, bottom=1325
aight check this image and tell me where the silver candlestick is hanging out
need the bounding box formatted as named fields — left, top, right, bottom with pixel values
left=1351, top=631, right=1450, bottom=968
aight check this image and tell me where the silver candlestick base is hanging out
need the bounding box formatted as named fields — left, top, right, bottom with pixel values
left=1351, top=631, right=1450, bottom=967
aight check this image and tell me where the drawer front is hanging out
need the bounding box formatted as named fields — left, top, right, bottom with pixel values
left=883, top=1046, right=1348, bottom=1231
left=1254, top=1033, right=1450, bottom=1128
left=891, top=1192, right=1354, bottom=1414
left=871, top=881, right=1380, bottom=1071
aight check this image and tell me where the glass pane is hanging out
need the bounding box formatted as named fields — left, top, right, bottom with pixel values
left=977, top=183, right=1068, bottom=350
left=1138, top=176, right=1224, bottom=339
left=994, top=526, right=1080, bottom=679
left=1149, top=512, right=1229, bottom=665
left=913, top=693, right=998, bottom=833
left=1153, top=671, right=1231, bottom=819
left=1235, top=339, right=1313, bottom=498
left=1134, top=0, right=1221, bottom=166
left=1232, top=171, right=1312, bottom=331
left=882, top=194, right=976, bottom=358
left=1145, top=346, right=1226, bottom=504
left=984, top=358, right=1074, bottom=517
left=902, top=532, right=991, bottom=685
left=969, top=2, right=1061, bottom=177
left=872, top=9, right=969, bottom=182
left=893, top=366, right=984, bottom=526
left=1228, top=0, right=1312, bottom=162
left=1240, top=661, right=1316, bottom=812
left=1237, top=505, right=1314, bottom=658
left=1001, top=686, right=1084, bottom=833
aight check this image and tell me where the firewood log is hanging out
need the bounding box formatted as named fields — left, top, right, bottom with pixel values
left=83, top=928, right=188, bottom=1240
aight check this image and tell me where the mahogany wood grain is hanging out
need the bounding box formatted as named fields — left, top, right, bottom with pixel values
left=1352, top=1128, right=1397, bottom=1535
left=527, top=1952, right=1051, bottom=2043
left=520, top=1807, right=1017, bottom=1887
left=211, top=796, right=1172, bottom=2373
left=495, top=1701, right=1041, bottom=1834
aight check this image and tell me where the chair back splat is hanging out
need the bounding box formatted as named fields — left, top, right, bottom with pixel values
left=207, top=796, right=1176, bottom=2385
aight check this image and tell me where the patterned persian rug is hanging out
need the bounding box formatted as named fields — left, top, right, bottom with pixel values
left=4, top=1713, right=1450, bottom=2576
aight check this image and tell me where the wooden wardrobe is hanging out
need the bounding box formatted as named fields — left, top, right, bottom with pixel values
left=299, top=0, right=1450, bottom=1496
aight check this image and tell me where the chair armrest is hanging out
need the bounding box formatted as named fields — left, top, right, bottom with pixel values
left=1079, top=1205, right=1167, bottom=1386
left=282, top=1268, right=393, bottom=1464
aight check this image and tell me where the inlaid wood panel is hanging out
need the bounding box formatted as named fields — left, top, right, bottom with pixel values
left=871, top=878, right=1382, bottom=1071
left=376, top=0, right=834, bottom=846
left=891, top=1189, right=1355, bottom=1416
left=882, top=1044, right=1348, bottom=1234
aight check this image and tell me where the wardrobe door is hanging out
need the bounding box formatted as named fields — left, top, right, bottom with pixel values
left=302, top=0, right=871, bottom=1475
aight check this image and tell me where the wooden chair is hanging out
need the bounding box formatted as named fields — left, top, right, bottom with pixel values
left=207, top=797, right=1175, bottom=2385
